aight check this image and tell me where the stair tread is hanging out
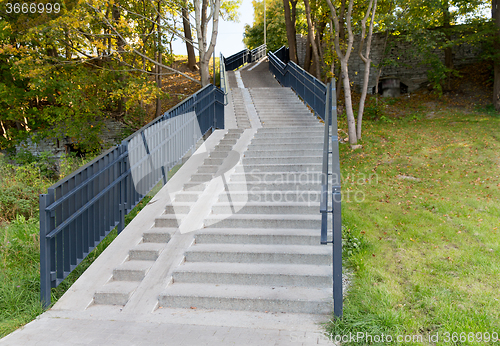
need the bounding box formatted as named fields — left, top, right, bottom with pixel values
left=197, top=227, right=324, bottom=236
left=95, top=281, right=139, bottom=294
left=114, top=260, right=154, bottom=271
left=160, top=283, right=331, bottom=301
left=174, top=262, right=331, bottom=276
left=186, top=243, right=331, bottom=255
left=206, top=213, right=321, bottom=221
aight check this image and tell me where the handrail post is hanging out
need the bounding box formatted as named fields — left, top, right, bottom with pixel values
left=40, top=191, right=54, bottom=308
left=329, top=80, right=343, bottom=319
left=320, top=82, right=330, bottom=244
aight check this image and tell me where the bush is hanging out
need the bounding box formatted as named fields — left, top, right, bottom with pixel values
left=0, top=153, right=51, bottom=222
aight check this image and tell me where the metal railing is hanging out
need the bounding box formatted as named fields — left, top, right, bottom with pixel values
left=269, top=48, right=342, bottom=318
left=250, top=44, right=266, bottom=62
left=39, top=84, right=224, bottom=307
left=320, top=81, right=343, bottom=319
left=268, top=47, right=327, bottom=120
left=222, top=44, right=267, bottom=71
left=219, top=52, right=229, bottom=105
left=223, top=49, right=251, bottom=71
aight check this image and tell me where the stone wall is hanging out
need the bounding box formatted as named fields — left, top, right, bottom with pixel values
left=16, top=118, right=128, bottom=158
left=295, top=31, right=482, bottom=93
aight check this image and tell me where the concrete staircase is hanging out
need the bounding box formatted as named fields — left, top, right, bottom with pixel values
left=94, top=82, right=335, bottom=316
left=93, top=129, right=245, bottom=306
left=158, top=87, right=334, bottom=315
left=250, top=88, right=320, bottom=127
left=230, top=89, right=251, bottom=129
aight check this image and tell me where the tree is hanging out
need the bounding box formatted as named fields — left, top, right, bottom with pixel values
left=244, top=0, right=288, bottom=52
left=494, top=0, right=500, bottom=110
left=182, top=4, right=199, bottom=71
left=194, top=0, right=221, bottom=85
left=356, top=0, right=377, bottom=140
left=283, top=0, right=299, bottom=62
left=326, top=0, right=357, bottom=144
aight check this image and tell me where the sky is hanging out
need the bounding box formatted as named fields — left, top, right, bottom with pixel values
left=171, top=0, right=255, bottom=57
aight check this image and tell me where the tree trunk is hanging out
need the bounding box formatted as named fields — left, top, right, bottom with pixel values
left=335, top=0, right=346, bottom=100
left=291, top=0, right=298, bottom=62
left=112, top=4, right=125, bottom=114
left=304, top=37, right=312, bottom=71
left=194, top=0, right=220, bottom=86
left=283, top=0, right=298, bottom=63
left=156, top=0, right=163, bottom=118
left=183, top=6, right=199, bottom=71
left=341, top=62, right=356, bottom=144
left=493, top=0, right=500, bottom=111
left=326, top=0, right=356, bottom=144
left=443, top=0, right=453, bottom=91
left=303, top=0, right=321, bottom=78
left=357, top=0, right=377, bottom=140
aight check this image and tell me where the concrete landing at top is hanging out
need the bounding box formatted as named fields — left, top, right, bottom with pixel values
left=227, top=60, right=281, bottom=89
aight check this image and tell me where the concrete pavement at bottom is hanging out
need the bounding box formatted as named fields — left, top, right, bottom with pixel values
left=0, top=306, right=338, bottom=346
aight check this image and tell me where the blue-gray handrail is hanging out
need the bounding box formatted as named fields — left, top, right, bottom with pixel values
left=322, top=80, right=343, bottom=319
left=269, top=48, right=342, bottom=318
left=268, top=47, right=327, bottom=120
left=222, top=44, right=267, bottom=71
left=40, top=83, right=224, bottom=307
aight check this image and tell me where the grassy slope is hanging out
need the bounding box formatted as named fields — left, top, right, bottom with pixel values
left=329, top=107, right=500, bottom=345
left=0, top=163, right=182, bottom=339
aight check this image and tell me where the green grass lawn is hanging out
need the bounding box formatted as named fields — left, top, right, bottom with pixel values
left=0, top=162, right=182, bottom=338
left=328, top=109, right=500, bottom=345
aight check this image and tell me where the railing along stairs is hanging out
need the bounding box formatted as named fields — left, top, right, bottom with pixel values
left=268, top=47, right=343, bottom=318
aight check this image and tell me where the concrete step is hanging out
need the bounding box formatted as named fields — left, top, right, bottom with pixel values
left=218, top=139, right=237, bottom=146
left=260, top=121, right=319, bottom=126
left=183, top=182, right=206, bottom=191
left=249, top=138, right=323, bottom=145
left=223, top=133, right=242, bottom=140
left=208, top=151, right=230, bottom=159
left=158, top=283, right=332, bottom=314
left=204, top=158, right=225, bottom=165
left=216, top=181, right=321, bottom=191
left=113, top=260, right=154, bottom=281
left=244, top=149, right=320, bottom=157
left=142, top=228, right=175, bottom=243
left=189, top=173, right=214, bottom=182
left=172, top=262, right=332, bottom=287
left=195, top=228, right=323, bottom=245
left=217, top=191, right=322, bottom=203
left=242, top=156, right=322, bottom=164
left=214, top=144, right=234, bottom=151
left=227, top=128, right=245, bottom=134
left=211, top=202, right=319, bottom=215
left=93, top=281, right=139, bottom=305
left=255, top=127, right=324, bottom=134
left=229, top=172, right=324, bottom=183
left=185, top=243, right=331, bottom=265
left=197, top=165, right=219, bottom=174
left=129, top=242, right=166, bottom=261
left=155, top=214, right=182, bottom=228
left=164, top=204, right=190, bottom=214
left=248, top=143, right=322, bottom=150
left=174, top=192, right=200, bottom=202
left=235, top=163, right=325, bottom=173
left=204, top=214, right=321, bottom=229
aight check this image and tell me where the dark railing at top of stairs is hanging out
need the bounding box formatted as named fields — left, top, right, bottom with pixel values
left=268, top=47, right=327, bottom=121
left=222, top=44, right=267, bottom=71
left=268, top=47, right=343, bottom=319
left=39, top=84, right=225, bottom=307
